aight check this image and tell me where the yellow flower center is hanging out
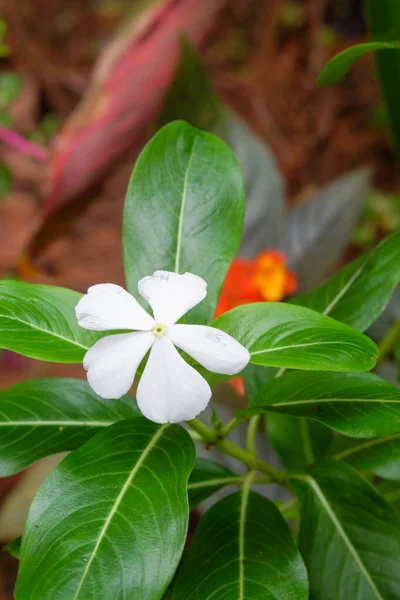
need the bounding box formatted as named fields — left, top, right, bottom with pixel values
left=152, top=322, right=168, bottom=338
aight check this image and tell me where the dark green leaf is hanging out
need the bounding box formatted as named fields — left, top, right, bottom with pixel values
left=292, top=461, right=400, bottom=600
left=243, top=363, right=275, bottom=402
left=292, top=230, right=400, bottom=331
left=0, top=378, right=139, bottom=476
left=172, top=488, right=308, bottom=599
left=335, top=432, right=400, bottom=480
left=377, top=479, right=400, bottom=512
left=0, top=281, right=101, bottom=362
left=318, top=40, right=400, bottom=86
left=0, top=161, right=11, bottom=199
left=187, top=458, right=238, bottom=509
left=266, top=414, right=333, bottom=473
left=16, top=419, right=195, bottom=600
left=365, top=3, right=400, bottom=162
left=159, top=39, right=221, bottom=131
left=244, top=371, right=400, bottom=438
left=213, top=302, right=377, bottom=371
left=4, top=536, right=21, bottom=559
left=123, top=121, right=245, bottom=324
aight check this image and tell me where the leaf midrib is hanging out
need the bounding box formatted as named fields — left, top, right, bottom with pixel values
left=250, top=340, right=363, bottom=357
left=72, top=423, right=169, bottom=600
left=174, top=138, right=196, bottom=273
left=297, top=475, right=384, bottom=600
left=268, top=397, right=400, bottom=407
left=0, top=314, right=89, bottom=351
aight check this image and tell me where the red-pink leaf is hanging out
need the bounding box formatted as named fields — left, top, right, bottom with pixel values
left=45, top=0, right=224, bottom=216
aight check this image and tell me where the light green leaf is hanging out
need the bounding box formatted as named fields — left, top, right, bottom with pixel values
left=243, top=371, right=400, bottom=438
left=213, top=302, right=377, bottom=371
left=0, top=378, right=139, bottom=476
left=318, top=40, right=400, bottom=86
left=335, top=432, right=400, bottom=480
left=123, top=121, right=245, bottom=324
left=0, top=281, right=101, bottom=362
left=187, top=458, right=238, bottom=509
left=4, top=536, right=21, bottom=559
left=172, top=488, right=308, bottom=599
left=292, top=230, right=400, bottom=331
left=292, top=461, right=400, bottom=600
left=16, top=419, right=195, bottom=600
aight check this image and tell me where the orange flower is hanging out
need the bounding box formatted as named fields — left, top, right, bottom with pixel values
left=216, top=250, right=297, bottom=317
left=216, top=250, right=297, bottom=396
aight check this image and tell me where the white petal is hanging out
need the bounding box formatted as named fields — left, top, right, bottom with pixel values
left=169, top=324, right=250, bottom=375
left=76, top=284, right=154, bottom=331
left=83, top=332, right=153, bottom=399
left=138, top=271, right=207, bottom=324
left=137, top=337, right=211, bottom=423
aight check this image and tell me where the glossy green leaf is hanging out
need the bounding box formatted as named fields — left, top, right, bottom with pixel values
left=335, top=432, right=400, bottom=480
left=172, top=488, right=308, bottom=600
left=4, top=536, right=21, bottom=559
left=244, top=371, right=400, bottom=438
left=16, top=419, right=195, bottom=600
left=213, top=302, right=377, bottom=371
left=292, top=230, right=400, bottom=331
left=123, top=121, right=245, bottom=324
left=187, top=458, right=238, bottom=509
left=0, top=378, right=139, bottom=476
left=0, top=281, right=101, bottom=362
left=318, top=40, right=400, bottom=86
left=266, top=414, right=333, bottom=473
left=292, top=461, right=400, bottom=600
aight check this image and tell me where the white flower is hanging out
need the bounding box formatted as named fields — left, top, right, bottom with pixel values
left=76, top=271, right=250, bottom=424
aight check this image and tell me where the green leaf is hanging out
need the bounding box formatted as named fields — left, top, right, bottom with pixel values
left=244, top=371, right=400, bottom=438
left=0, top=281, right=101, bottom=362
left=0, top=72, right=22, bottom=108
left=123, top=121, right=245, bottom=324
left=318, top=40, right=400, bottom=86
left=213, top=302, right=377, bottom=371
left=292, top=461, right=400, bottom=600
left=0, top=378, right=139, bottom=476
left=244, top=365, right=333, bottom=472
left=4, top=536, right=21, bottom=559
left=266, top=414, right=333, bottom=473
left=0, top=161, right=11, bottom=199
left=365, top=3, right=400, bottom=163
left=172, top=488, right=308, bottom=600
left=16, top=419, right=195, bottom=600
left=292, top=230, right=400, bottom=331
left=187, top=458, right=238, bottom=509
left=335, top=432, right=400, bottom=480
left=377, top=479, right=400, bottom=511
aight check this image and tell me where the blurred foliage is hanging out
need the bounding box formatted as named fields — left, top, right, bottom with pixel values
left=353, top=189, right=400, bottom=248
left=0, top=162, right=11, bottom=200
left=0, top=19, right=9, bottom=57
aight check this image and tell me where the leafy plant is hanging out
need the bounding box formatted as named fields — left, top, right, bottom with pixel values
left=0, top=121, right=399, bottom=598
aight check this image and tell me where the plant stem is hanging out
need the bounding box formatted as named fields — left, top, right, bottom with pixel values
left=376, top=314, right=400, bottom=368
left=246, top=415, right=261, bottom=460
left=220, top=416, right=242, bottom=438
left=187, top=417, right=288, bottom=485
